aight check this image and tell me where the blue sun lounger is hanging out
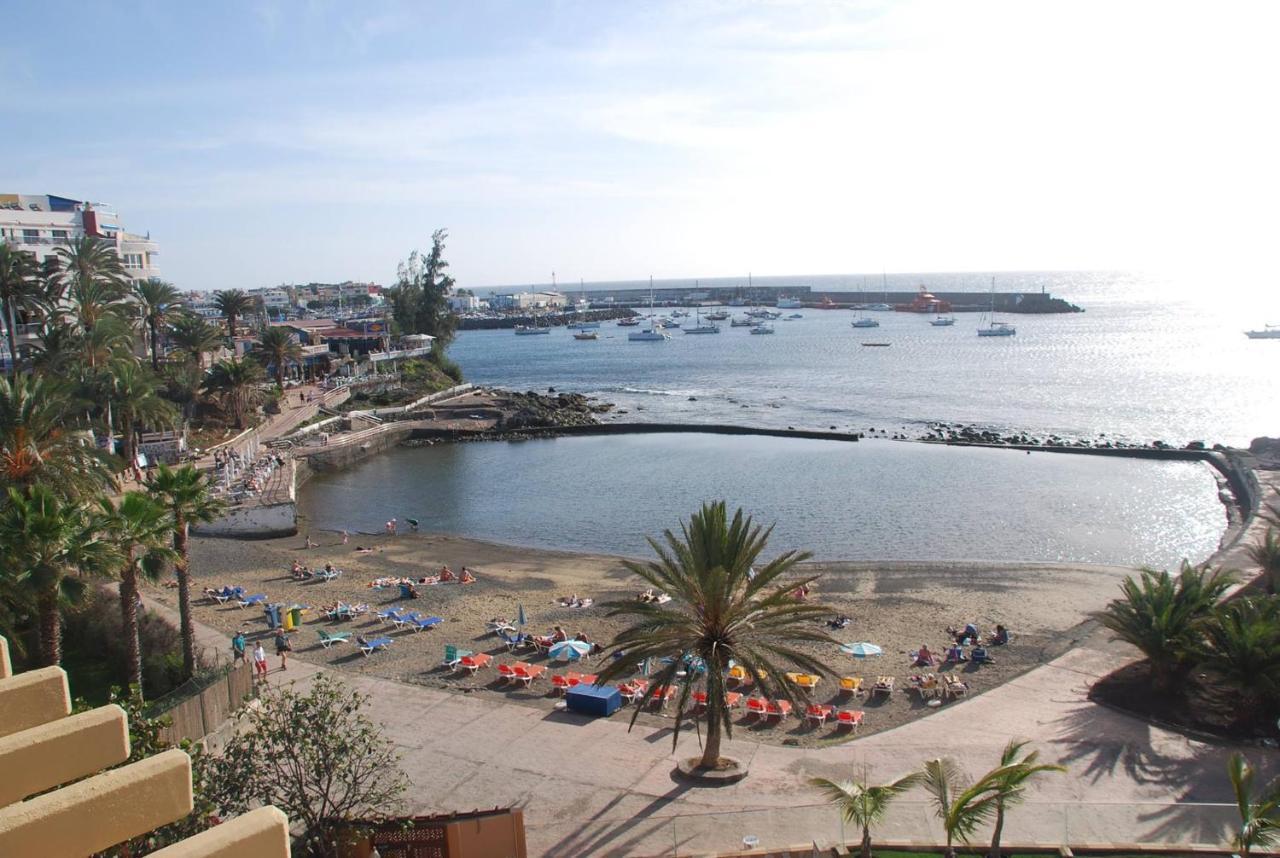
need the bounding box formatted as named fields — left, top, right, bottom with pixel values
left=358, top=636, right=393, bottom=656
left=237, top=594, right=267, bottom=608
left=408, top=616, right=443, bottom=633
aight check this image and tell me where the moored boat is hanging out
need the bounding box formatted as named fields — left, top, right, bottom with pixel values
left=1245, top=325, right=1280, bottom=339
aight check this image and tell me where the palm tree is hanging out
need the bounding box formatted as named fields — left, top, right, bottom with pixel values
left=213, top=289, right=253, bottom=339
left=1227, top=752, right=1280, bottom=857
left=167, top=312, right=223, bottom=369
left=253, top=325, right=303, bottom=387
left=103, top=358, right=177, bottom=479
left=0, top=486, right=112, bottom=665
left=1199, top=598, right=1280, bottom=721
left=99, top=491, right=176, bottom=697
left=986, top=740, right=1065, bottom=858
left=810, top=771, right=924, bottom=858
left=1092, top=561, right=1236, bottom=690
left=919, top=757, right=1002, bottom=858
left=201, top=357, right=263, bottom=429
left=55, top=237, right=129, bottom=344
left=132, top=278, right=184, bottom=370
left=147, top=464, right=225, bottom=679
left=160, top=360, right=204, bottom=421
left=594, top=501, right=834, bottom=770
left=1246, top=529, right=1280, bottom=596
left=0, top=242, right=42, bottom=377
left=0, top=373, right=115, bottom=498
left=28, top=320, right=83, bottom=376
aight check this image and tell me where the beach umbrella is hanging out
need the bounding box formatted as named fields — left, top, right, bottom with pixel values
left=548, top=640, right=591, bottom=661
left=840, top=642, right=883, bottom=657
left=517, top=604, right=527, bottom=627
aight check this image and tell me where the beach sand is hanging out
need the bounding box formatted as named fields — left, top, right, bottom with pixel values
left=153, top=530, right=1136, bottom=745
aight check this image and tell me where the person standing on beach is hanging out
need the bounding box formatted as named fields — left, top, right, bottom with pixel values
left=253, top=642, right=268, bottom=679
left=274, top=628, right=291, bottom=670
left=341, top=529, right=349, bottom=545
left=232, top=629, right=246, bottom=664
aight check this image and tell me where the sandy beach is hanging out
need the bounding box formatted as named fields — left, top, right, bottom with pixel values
left=154, top=529, right=1137, bottom=745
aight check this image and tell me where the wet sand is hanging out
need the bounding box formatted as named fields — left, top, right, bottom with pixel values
left=154, top=530, right=1136, bottom=745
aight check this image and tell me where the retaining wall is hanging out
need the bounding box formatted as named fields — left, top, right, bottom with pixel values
left=153, top=661, right=254, bottom=747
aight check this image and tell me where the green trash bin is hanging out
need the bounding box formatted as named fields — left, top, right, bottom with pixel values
left=289, top=607, right=304, bottom=628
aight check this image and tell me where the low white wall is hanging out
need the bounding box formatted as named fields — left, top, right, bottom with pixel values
left=196, top=500, right=297, bottom=538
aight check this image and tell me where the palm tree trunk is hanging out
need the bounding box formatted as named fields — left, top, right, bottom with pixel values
left=227, top=314, right=236, bottom=339
left=699, top=714, right=722, bottom=768
left=38, top=586, right=61, bottom=666
left=860, top=825, right=872, bottom=858
left=175, top=516, right=196, bottom=679
left=122, top=414, right=136, bottom=478
left=5, top=298, right=20, bottom=379
left=120, top=560, right=145, bottom=698
left=989, top=803, right=1005, bottom=858
left=149, top=318, right=160, bottom=371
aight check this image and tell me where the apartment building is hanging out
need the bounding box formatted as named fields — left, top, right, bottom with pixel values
left=0, top=193, right=160, bottom=284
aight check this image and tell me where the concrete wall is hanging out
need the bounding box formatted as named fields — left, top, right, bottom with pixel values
left=301, top=424, right=415, bottom=472
left=196, top=500, right=296, bottom=538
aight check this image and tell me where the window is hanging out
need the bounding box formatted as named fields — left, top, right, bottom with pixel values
left=52, top=230, right=68, bottom=238
left=123, top=253, right=144, bottom=269
left=22, top=229, right=39, bottom=244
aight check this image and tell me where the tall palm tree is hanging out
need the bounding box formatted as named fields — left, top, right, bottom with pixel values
left=99, top=491, right=176, bottom=698
left=0, top=242, right=42, bottom=377
left=55, top=236, right=129, bottom=344
left=167, top=312, right=223, bottom=369
left=213, top=289, right=253, bottom=339
left=0, top=374, right=115, bottom=498
left=1228, top=752, right=1280, bottom=857
left=919, top=757, right=1003, bottom=858
left=810, top=771, right=924, bottom=858
left=594, top=501, right=834, bottom=770
left=0, top=486, right=112, bottom=665
left=104, top=358, right=177, bottom=478
left=253, top=325, right=304, bottom=387
left=161, top=360, right=204, bottom=422
left=1246, top=528, right=1280, bottom=596
left=1092, top=561, right=1236, bottom=690
left=28, top=320, right=83, bottom=376
left=132, top=278, right=184, bottom=370
left=986, top=741, right=1065, bottom=858
left=147, top=464, right=225, bottom=679
left=1199, top=598, right=1280, bottom=722
left=201, top=357, right=263, bottom=430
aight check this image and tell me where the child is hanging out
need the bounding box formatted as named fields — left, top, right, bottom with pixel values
left=253, top=642, right=268, bottom=679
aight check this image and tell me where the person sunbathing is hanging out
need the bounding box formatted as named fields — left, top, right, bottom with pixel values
left=551, top=626, right=568, bottom=643
left=990, top=625, right=1010, bottom=645
left=638, top=589, right=656, bottom=602
left=827, top=614, right=851, bottom=630
left=354, top=545, right=378, bottom=554
left=460, top=568, right=476, bottom=584
left=913, top=645, right=936, bottom=667
left=944, top=643, right=967, bottom=662
left=439, top=566, right=457, bottom=583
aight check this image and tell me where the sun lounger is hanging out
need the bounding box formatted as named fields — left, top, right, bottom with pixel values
left=488, top=619, right=517, bottom=635
left=514, top=664, right=546, bottom=687
left=499, top=631, right=529, bottom=651
left=237, top=594, right=267, bottom=608
left=805, top=703, right=834, bottom=725
left=315, top=568, right=343, bottom=582
left=359, top=637, right=393, bottom=656
left=497, top=663, right=519, bottom=683
left=765, top=700, right=793, bottom=722
left=943, top=675, right=969, bottom=698
left=836, top=709, right=865, bottom=731
left=316, top=630, right=352, bottom=649
left=443, top=645, right=474, bottom=668
left=646, top=686, right=676, bottom=709
left=552, top=672, right=580, bottom=695
left=392, top=611, right=422, bottom=630
left=209, top=586, right=245, bottom=604
left=617, top=679, right=649, bottom=703
left=728, top=665, right=748, bottom=685
left=872, top=676, right=895, bottom=697
left=459, top=653, right=492, bottom=674
left=786, top=672, right=820, bottom=690
left=839, top=676, right=863, bottom=695
left=745, top=697, right=768, bottom=717
left=408, top=615, right=443, bottom=632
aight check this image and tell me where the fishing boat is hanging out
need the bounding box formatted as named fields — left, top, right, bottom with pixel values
left=1245, top=325, right=1280, bottom=339
left=750, top=322, right=775, bottom=335
left=629, top=278, right=671, bottom=342
left=977, top=277, right=1016, bottom=337
left=572, top=330, right=599, bottom=340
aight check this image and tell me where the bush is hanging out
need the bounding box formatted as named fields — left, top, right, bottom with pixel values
left=427, top=344, right=463, bottom=383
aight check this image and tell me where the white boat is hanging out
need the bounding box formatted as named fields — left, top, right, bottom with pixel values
left=617, top=317, right=641, bottom=326
left=786, top=313, right=804, bottom=320
left=730, top=316, right=755, bottom=327
left=851, top=309, right=880, bottom=328
left=776, top=297, right=803, bottom=309
left=704, top=310, right=729, bottom=321
left=1245, top=325, right=1280, bottom=339
left=749, top=323, right=775, bottom=335
left=514, top=323, right=551, bottom=335
left=660, top=318, right=682, bottom=328
left=683, top=308, right=720, bottom=334
left=930, top=315, right=957, bottom=327
left=867, top=303, right=894, bottom=312
left=977, top=277, right=1016, bottom=337
left=670, top=309, right=689, bottom=318
left=630, top=277, right=671, bottom=342
left=571, top=320, right=601, bottom=330
left=573, top=330, right=598, bottom=340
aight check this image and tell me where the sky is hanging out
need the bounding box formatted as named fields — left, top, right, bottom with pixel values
left=2, top=1, right=1278, bottom=294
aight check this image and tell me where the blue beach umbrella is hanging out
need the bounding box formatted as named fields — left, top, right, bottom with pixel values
left=548, top=640, right=591, bottom=661
left=517, top=604, right=526, bottom=627
left=840, top=642, right=883, bottom=657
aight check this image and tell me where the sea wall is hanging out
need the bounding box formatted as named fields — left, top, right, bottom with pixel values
left=196, top=497, right=298, bottom=538
left=408, top=422, right=864, bottom=444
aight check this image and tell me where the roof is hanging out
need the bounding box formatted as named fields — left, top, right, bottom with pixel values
left=315, top=327, right=371, bottom=339
left=271, top=319, right=335, bottom=330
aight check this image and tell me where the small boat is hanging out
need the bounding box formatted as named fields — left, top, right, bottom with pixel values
left=867, top=303, right=894, bottom=312
left=786, top=313, right=804, bottom=320
left=670, top=309, right=689, bottom=318
left=977, top=277, right=1016, bottom=337
left=571, top=320, right=601, bottom=330
left=704, top=310, right=729, bottom=321
left=930, top=315, right=957, bottom=326
left=683, top=308, right=720, bottom=334
left=776, top=297, right=803, bottom=309
left=861, top=342, right=891, bottom=347
left=513, top=324, right=551, bottom=335
left=730, top=316, right=755, bottom=327
left=851, top=314, right=880, bottom=328
left=750, top=323, right=775, bottom=335
left=617, top=317, right=641, bottom=326
left=573, top=330, right=599, bottom=340
left=630, top=278, right=671, bottom=342
left=660, top=319, right=682, bottom=328
left=1245, top=325, right=1280, bottom=339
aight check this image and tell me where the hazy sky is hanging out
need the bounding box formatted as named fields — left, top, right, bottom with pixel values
left=2, top=1, right=1277, bottom=292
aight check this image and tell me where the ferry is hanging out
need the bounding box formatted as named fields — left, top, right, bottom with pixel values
left=1245, top=325, right=1280, bottom=339
left=776, top=297, right=803, bottom=309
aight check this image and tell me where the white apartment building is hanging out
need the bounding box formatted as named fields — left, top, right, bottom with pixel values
left=0, top=193, right=160, bottom=284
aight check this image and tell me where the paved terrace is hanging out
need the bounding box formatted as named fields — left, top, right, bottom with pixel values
left=154, top=461, right=1278, bottom=856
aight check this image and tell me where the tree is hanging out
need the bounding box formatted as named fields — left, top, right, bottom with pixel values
left=986, top=740, right=1064, bottom=858
left=104, top=358, right=177, bottom=479
left=385, top=229, right=458, bottom=348
left=29, top=320, right=83, bottom=376
left=133, top=278, right=184, bottom=370
left=919, top=757, right=1002, bottom=858
left=810, top=771, right=924, bottom=858
left=0, top=242, right=42, bottom=377
left=1227, top=752, right=1280, bottom=857
left=253, top=326, right=303, bottom=388
left=167, top=312, right=223, bottom=369
left=99, top=491, right=175, bottom=697
left=212, top=289, right=253, bottom=339
left=205, top=673, right=409, bottom=857
left=1246, top=528, right=1280, bottom=596
left=0, top=486, right=112, bottom=665
left=0, top=373, right=115, bottom=498
left=201, top=357, right=263, bottom=429
left=55, top=236, right=129, bottom=346
left=147, top=465, right=225, bottom=680
left=1199, top=597, right=1280, bottom=721
left=594, top=501, right=834, bottom=770
left=1092, top=561, right=1235, bottom=690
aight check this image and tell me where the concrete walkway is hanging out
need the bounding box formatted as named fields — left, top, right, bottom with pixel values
left=154, top=474, right=1280, bottom=856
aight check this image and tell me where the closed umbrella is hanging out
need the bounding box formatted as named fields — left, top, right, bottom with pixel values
left=548, top=640, right=591, bottom=661
left=517, top=604, right=527, bottom=627
left=840, top=642, right=883, bottom=657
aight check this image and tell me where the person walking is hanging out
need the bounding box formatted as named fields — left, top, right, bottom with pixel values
left=275, top=628, right=292, bottom=671
left=253, top=642, right=268, bottom=679
left=231, top=629, right=247, bottom=664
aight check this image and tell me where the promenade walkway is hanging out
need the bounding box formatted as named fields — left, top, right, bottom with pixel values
left=154, top=474, right=1278, bottom=856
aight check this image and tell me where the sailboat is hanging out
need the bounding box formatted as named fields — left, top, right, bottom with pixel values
left=930, top=313, right=957, bottom=326
left=683, top=307, right=720, bottom=334
left=867, top=272, right=893, bottom=311
left=513, top=311, right=551, bottom=335
left=850, top=309, right=880, bottom=329
left=629, top=277, right=670, bottom=341
left=977, top=277, right=1016, bottom=337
